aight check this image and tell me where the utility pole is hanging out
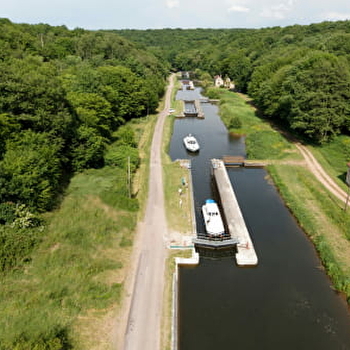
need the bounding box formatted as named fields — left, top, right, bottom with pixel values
left=127, top=156, right=131, bottom=199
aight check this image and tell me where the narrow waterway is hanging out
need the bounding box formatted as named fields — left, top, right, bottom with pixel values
left=170, top=86, right=350, bottom=350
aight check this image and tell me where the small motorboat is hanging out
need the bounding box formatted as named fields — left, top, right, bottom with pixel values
left=183, top=134, right=200, bottom=152
left=202, top=199, right=225, bottom=236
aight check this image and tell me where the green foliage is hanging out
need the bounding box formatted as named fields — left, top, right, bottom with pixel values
left=229, top=116, right=243, bottom=128
left=67, top=92, right=113, bottom=138
left=11, top=204, right=43, bottom=229
left=0, top=225, right=42, bottom=272
left=0, top=19, right=167, bottom=212
left=0, top=202, right=16, bottom=225
left=0, top=164, right=138, bottom=348
left=104, top=145, right=139, bottom=171
left=113, top=125, right=137, bottom=147
left=279, top=52, right=350, bottom=143
left=0, top=130, right=63, bottom=211
left=0, top=113, right=20, bottom=158
left=71, top=126, right=107, bottom=172
left=0, top=56, right=73, bottom=137
left=246, top=130, right=291, bottom=159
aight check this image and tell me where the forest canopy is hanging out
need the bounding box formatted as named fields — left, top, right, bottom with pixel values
left=117, top=21, right=350, bottom=143
left=2, top=18, right=350, bottom=212
left=0, top=18, right=168, bottom=213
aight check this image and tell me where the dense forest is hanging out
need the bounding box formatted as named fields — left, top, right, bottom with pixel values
left=117, top=21, right=350, bottom=144
left=0, top=18, right=168, bottom=217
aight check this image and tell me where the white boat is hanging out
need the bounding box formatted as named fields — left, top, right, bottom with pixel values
left=201, top=199, right=225, bottom=236
left=183, top=134, right=200, bottom=152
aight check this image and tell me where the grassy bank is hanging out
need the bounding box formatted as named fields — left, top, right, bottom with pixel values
left=309, top=135, right=350, bottom=192
left=0, top=110, right=156, bottom=349
left=162, top=77, right=193, bottom=236
left=205, top=87, right=299, bottom=162
left=0, top=168, right=137, bottom=349
left=211, top=87, right=350, bottom=302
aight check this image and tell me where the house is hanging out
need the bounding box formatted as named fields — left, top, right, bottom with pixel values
left=214, top=75, right=235, bottom=89
left=224, top=77, right=235, bottom=90
left=214, top=75, right=224, bottom=87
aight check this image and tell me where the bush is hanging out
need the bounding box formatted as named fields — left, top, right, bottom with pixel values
left=0, top=202, right=16, bottom=224
left=104, top=144, right=139, bottom=172
left=0, top=226, right=41, bottom=272
left=113, top=125, right=137, bottom=147
left=229, top=116, right=242, bottom=128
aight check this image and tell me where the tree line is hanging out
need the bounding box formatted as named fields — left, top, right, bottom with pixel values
left=117, top=21, right=350, bottom=144
left=0, top=18, right=169, bottom=216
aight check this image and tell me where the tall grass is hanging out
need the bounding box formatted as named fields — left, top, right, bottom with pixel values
left=0, top=165, right=138, bottom=349
left=209, top=88, right=293, bottom=160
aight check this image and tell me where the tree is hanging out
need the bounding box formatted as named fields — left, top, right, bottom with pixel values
left=70, top=126, right=107, bottom=172
left=281, top=53, right=350, bottom=142
left=67, top=92, right=113, bottom=137
left=0, top=131, right=63, bottom=211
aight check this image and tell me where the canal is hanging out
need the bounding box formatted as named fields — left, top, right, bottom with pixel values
left=169, top=86, right=350, bottom=349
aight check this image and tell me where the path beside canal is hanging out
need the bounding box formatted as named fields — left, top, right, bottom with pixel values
left=118, top=74, right=174, bottom=350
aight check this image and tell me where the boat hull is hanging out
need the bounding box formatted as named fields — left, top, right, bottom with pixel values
left=183, top=134, right=200, bottom=152
left=202, top=199, right=225, bottom=236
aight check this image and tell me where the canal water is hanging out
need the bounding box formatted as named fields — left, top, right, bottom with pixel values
left=169, top=87, right=350, bottom=349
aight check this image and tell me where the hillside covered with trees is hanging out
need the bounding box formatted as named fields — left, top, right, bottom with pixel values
left=117, top=21, right=350, bottom=144
left=0, top=18, right=168, bottom=216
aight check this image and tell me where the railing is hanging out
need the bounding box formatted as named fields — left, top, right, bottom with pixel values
left=195, top=232, right=233, bottom=242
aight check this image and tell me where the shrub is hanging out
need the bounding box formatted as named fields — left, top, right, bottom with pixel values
left=104, top=144, right=139, bottom=172
left=0, top=202, right=16, bottom=224
left=0, top=226, right=41, bottom=272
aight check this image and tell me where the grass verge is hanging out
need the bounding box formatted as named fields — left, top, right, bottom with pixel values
left=162, top=83, right=193, bottom=235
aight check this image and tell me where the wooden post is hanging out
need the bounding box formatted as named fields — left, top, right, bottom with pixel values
left=128, top=156, right=131, bottom=199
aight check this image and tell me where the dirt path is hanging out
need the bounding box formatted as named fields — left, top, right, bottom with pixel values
left=294, top=142, right=349, bottom=204
left=117, top=74, right=175, bottom=350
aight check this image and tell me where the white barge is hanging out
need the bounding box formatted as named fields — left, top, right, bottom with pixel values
left=201, top=199, right=225, bottom=236
left=183, top=134, right=200, bottom=152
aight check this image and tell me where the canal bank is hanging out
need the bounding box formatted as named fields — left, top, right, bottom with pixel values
left=170, top=83, right=350, bottom=350
left=207, top=87, right=350, bottom=301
